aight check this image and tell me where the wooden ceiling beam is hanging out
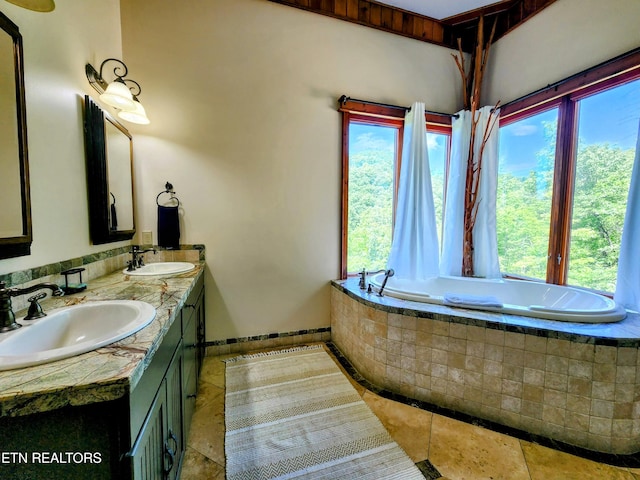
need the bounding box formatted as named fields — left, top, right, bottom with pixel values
left=442, top=0, right=518, bottom=26
left=267, top=0, right=558, bottom=52
left=268, top=0, right=449, bottom=48
left=448, top=0, right=558, bottom=51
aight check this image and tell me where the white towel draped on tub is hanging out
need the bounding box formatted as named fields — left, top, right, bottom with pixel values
left=443, top=292, right=503, bottom=309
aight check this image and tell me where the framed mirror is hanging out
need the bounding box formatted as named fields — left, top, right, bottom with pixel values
left=83, top=95, right=135, bottom=244
left=0, top=12, right=32, bottom=259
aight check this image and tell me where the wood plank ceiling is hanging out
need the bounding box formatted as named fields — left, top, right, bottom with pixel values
left=267, top=0, right=558, bottom=52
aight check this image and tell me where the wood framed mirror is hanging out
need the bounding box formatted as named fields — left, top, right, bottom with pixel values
left=83, top=95, right=135, bottom=244
left=0, top=11, right=32, bottom=259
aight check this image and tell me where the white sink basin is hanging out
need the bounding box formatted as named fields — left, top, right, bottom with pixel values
left=0, top=300, right=156, bottom=371
left=123, top=262, right=195, bottom=276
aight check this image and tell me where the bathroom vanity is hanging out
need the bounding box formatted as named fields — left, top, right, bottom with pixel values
left=0, top=265, right=205, bottom=480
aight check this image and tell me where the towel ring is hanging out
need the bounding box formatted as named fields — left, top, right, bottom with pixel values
left=156, top=181, right=180, bottom=207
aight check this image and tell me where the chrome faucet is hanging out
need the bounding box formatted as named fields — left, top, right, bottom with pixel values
left=0, top=281, right=64, bottom=332
left=127, top=245, right=157, bottom=271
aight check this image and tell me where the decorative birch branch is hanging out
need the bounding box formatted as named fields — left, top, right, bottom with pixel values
left=451, top=15, right=499, bottom=277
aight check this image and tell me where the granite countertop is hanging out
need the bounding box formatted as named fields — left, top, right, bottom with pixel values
left=0, top=263, right=204, bottom=418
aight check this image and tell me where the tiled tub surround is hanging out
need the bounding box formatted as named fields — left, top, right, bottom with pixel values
left=331, top=278, right=640, bottom=456
left=0, top=250, right=204, bottom=417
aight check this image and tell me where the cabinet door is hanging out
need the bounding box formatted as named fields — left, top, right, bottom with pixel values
left=183, top=310, right=198, bottom=439
left=130, top=387, right=167, bottom=480
left=165, top=345, right=184, bottom=480
left=130, top=348, right=184, bottom=480
left=195, top=289, right=205, bottom=382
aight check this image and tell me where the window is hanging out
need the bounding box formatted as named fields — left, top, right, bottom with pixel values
left=347, top=122, right=399, bottom=272
left=428, top=130, right=449, bottom=248
left=567, top=80, right=640, bottom=291
left=339, top=100, right=451, bottom=278
left=498, top=107, right=559, bottom=280
left=497, top=48, right=640, bottom=292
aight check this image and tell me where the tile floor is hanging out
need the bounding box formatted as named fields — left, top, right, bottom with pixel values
left=181, top=344, right=640, bottom=480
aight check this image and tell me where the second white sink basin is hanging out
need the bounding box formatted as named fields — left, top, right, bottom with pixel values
left=0, top=300, right=156, bottom=371
left=123, top=262, right=195, bottom=276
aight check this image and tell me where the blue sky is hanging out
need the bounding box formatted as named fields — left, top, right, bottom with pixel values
left=349, top=123, right=448, bottom=173
left=500, top=78, right=640, bottom=176
left=350, top=78, right=640, bottom=179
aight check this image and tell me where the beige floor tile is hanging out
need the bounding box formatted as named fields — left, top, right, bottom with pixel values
left=362, top=391, right=432, bottom=463
left=429, top=414, right=530, bottom=480
left=194, top=379, right=224, bottom=410
left=187, top=383, right=226, bottom=466
left=324, top=348, right=368, bottom=396
left=181, top=447, right=225, bottom=480
left=199, top=356, right=227, bottom=389
left=522, top=441, right=636, bottom=480
left=192, top=350, right=638, bottom=480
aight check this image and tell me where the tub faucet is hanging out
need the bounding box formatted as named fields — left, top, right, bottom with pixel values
left=0, top=281, right=64, bottom=333
left=358, top=268, right=388, bottom=289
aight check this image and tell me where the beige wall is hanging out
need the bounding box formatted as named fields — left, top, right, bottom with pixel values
left=0, top=0, right=126, bottom=274
left=120, top=0, right=461, bottom=340
left=485, top=0, right=640, bottom=106
left=3, top=0, right=639, bottom=343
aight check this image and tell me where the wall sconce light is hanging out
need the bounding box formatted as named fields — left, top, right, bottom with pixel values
left=3, top=0, right=55, bottom=12
left=85, top=58, right=150, bottom=125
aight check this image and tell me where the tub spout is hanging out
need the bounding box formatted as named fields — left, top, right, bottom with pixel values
left=377, top=269, right=395, bottom=297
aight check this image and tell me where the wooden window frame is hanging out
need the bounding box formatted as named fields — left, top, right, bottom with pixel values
left=339, top=99, right=452, bottom=278
left=498, top=47, right=640, bottom=287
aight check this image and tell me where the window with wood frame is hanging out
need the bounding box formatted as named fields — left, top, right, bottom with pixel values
left=497, top=47, right=640, bottom=293
left=339, top=99, right=452, bottom=278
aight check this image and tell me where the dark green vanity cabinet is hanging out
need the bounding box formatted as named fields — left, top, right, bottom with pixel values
left=0, top=274, right=205, bottom=480
left=127, top=274, right=205, bottom=480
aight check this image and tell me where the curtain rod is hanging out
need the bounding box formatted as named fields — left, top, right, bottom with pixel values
left=339, top=95, right=459, bottom=119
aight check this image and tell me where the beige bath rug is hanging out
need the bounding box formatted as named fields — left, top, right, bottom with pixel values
left=224, top=345, right=425, bottom=479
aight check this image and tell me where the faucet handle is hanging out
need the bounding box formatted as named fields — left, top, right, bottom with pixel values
left=24, top=292, right=47, bottom=320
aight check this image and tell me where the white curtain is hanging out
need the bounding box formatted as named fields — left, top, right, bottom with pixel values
left=614, top=120, right=640, bottom=311
left=440, top=106, right=501, bottom=278
left=386, top=102, right=440, bottom=279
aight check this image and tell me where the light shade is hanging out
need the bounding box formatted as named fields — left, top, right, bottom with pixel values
left=99, top=80, right=136, bottom=111
left=4, top=0, right=55, bottom=11
left=118, top=99, right=150, bottom=125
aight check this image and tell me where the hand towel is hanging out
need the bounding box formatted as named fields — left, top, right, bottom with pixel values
left=110, top=203, right=118, bottom=231
left=158, top=205, right=180, bottom=248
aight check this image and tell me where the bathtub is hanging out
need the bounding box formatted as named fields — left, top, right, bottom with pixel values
left=369, top=273, right=626, bottom=323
